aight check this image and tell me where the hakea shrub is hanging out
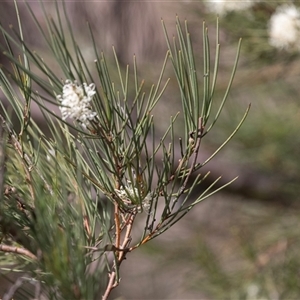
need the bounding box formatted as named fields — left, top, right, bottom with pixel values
left=0, top=2, right=249, bottom=299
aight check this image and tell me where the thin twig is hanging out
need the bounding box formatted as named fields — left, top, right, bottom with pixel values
left=102, top=210, right=136, bottom=300
left=114, top=203, right=121, bottom=251
left=0, top=244, right=37, bottom=260
left=102, top=271, right=117, bottom=300
left=3, top=276, right=26, bottom=300
left=179, top=117, right=203, bottom=195
left=130, top=118, right=204, bottom=250
left=118, top=211, right=135, bottom=260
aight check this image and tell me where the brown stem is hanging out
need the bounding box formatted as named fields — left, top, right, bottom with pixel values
left=0, top=244, right=37, bottom=260
left=102, top=210, right=136, bottom=300
left=102, top=271, right=117, bottom=300
left=114, top=203, right=121, bottom=251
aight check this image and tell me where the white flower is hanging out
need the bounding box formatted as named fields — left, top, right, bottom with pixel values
left=57, top=80, right=98, bottom=129
left=268, top=4, right=300, bottom=51
left=204, top=0, right=256, bottom=16
left=115, top=182, right=152, bottom=213
left=115, top=185, right=139, bottom=201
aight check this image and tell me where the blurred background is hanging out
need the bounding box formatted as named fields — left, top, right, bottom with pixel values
left=1, top=1, right=300, bottom=299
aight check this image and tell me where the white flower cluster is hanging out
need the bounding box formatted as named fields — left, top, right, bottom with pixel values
left=57, top=80, right=98, bottom=129
left=268, top=4, right=300, bottom=51
left=115, top=183, right=152, bottom=213
left=204, top=0, right=256, bottom=16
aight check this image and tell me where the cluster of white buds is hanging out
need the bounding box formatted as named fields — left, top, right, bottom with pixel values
left=115, top=175, right=152, bottom=213
left=57, top=80, right=98, bottom=129
left=115, top=186, right=152, bottom=213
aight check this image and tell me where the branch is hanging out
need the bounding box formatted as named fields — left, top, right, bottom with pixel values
left=178, top=117, right=204, bottom=195
left=0, top=243, right=37, bottom=260
left=102, top=211, right=136, bottom=300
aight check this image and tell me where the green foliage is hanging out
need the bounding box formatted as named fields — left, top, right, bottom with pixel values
left=0, top=1, right=248, bottom=299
